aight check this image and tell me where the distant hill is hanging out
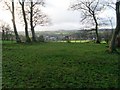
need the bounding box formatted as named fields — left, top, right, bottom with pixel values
left=18, top=28, right=113, bottom=36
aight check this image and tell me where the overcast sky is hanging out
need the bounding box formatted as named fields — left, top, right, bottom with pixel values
left=0, top=0, right=116, bottom=31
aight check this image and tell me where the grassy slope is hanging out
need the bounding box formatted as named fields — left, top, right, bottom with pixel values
left=2, top=42, right=120, bottom=88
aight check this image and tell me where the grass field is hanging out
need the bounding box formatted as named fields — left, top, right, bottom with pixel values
left=2, top=41, right=120, bottom=88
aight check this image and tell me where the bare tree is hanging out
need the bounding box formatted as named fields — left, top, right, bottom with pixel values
left=19, top=0, right=31, bottom=43
left=71, top=0, right=105, bottom=43
left=0, top=23, right=6, bottom=40
left=30, top=0, right=36, bottom=42
left=4, top=0, right=21, bottom=43
left=108, top=17, right=114, bottom=35
left=29, top=0, right=44, bottom=42
left=104, top=0, right=116, bottom=10
left=28, top=0, right=50, bottom=42
left=0, top=22, right=14, bottom=41
left=109, top=1, right=120, bottom=53
left=18, top=0, right=49, bottom=42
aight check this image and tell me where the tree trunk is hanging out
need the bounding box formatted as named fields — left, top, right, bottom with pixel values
left=12, top=1, right=21, bottom=43
left=5, top=31, right=9, bottom=40
left=93, top=13, right=100, bottom=43
left=109, top=1, right=120, bottom=53
left=21, top=2, right=31, bottom=43
left=2, top=30, right=5, bottom=40
left=30, top=1, right=36, bottom=42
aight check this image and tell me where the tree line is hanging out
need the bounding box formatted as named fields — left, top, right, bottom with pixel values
left=3, top=0, right=49, bottom=43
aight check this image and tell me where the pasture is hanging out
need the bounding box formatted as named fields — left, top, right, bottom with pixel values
left=2, top=41, right=120, bottom=88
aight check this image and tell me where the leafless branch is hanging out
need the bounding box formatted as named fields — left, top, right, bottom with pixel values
left=4, top=1, right=12, bottom=13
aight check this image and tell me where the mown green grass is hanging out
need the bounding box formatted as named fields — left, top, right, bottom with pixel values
left=2, top=41, right=120, bottom=88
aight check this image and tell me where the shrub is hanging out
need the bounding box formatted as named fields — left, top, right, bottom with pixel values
left=37, top=35, right=44, bottom=42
